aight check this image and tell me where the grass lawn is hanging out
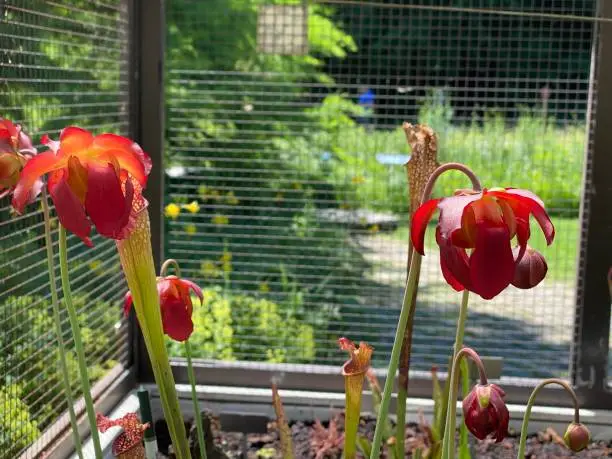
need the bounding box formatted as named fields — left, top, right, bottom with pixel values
left=384, top=216, right=579, bottom=281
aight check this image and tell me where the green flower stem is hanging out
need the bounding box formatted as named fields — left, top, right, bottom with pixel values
left=41, top=190, right=83, bottom=459
left=441, top=290, right=471, bottom=459
left=58, top=226, right=102, bottom=458
left=395, top=284, right=420, bottom=459
left=369, top=253, right=422, bottom=459
left=517, top=379, right=580, bottom=459
left=186, top=340, right=208, bottom=459
left=116, top=211, right=191, bottom=459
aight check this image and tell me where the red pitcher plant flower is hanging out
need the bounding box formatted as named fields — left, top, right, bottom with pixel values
left=411, top=187, right=555, bottom=299
left=0, top=118, right=38, bottom=201
left=12, top=126, right=151, bottom=246
left=97, top=412, right=148, bottom=459
left=124, top=274, right=203, bottom=342
left=462, top=383, right=509, bottom=442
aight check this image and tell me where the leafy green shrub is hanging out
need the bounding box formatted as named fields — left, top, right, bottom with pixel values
left=169, top=287, right=315, bottom=364
left=0, top=294, right=120, bottom=450
left=0, top=385, right=40, bottom=458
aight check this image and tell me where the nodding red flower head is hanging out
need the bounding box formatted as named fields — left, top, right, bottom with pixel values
left=124, top=275, right=203, bottom=342
left=0, top=118, right=38, bottom=201
left=97, top=412, right=148, bottom=458
left=411, top=188, right=555, bottom=299
left=12, top=126, right=151, bottom=247
left=462, top=383, right=509, bottom=442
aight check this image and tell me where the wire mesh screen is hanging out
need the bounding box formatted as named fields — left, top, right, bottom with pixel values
left=0, top=2, right=130, bottom=457
left=165, top=1, right=595, bottom=380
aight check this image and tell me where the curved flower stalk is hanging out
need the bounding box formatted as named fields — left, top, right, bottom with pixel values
left=517, top=379, right=589, bottom=457
left=442, top=347, right=509, bottom=459
left=369, top=162, right=481, bottom=459
left=12, top=126, right=191, bottom=459
left=339, top=338, right=373, bottom=459
left=97, top=412, right=149, bottom=459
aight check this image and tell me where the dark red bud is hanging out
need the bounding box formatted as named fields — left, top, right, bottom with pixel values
left=462, top=383, right=509, bottom=442
left=563, top=422, right=590, bottom=452
left=512, top=246, right=548, bottom=289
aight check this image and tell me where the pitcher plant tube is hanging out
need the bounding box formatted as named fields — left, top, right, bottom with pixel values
left=12, top=126, right=191, bottom=458
left=339, top=338, right=373, bottom=459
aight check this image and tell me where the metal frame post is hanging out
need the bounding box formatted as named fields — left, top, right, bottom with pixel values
left=571, top=0, right=612, bottom=408
left=128, top=0, right=165, bottom=383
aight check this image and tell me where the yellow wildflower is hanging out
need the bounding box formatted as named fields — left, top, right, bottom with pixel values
left=164, top=203, right=180, bottom=220
left=201, top=260, right=221, bottom=278
left=220, top=251, right=232, bottom=273
left=89, top=259, right=102, bottom=274
left=259, top=282, right=270, bottom=293
left=368, top=224, right=380, bottom=234
left=225, top=191, right=239, bottom=205
left=182, top=201, right=200, bottom=214
left=351, top=175, right=366, bottom=184
left=212, top=214, right=229, bottom=226
left=184, top=224, right=197, bottom=235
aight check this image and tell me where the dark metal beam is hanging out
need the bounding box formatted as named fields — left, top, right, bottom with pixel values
left=571, top=0, right=612, bottom=405
left=129, top=0, right=165, bottom=383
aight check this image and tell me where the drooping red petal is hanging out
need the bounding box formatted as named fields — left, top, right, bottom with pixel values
left=491, top=189, right=555, bottom=245
left=436, top=228, right=471, bottom=292
left=58, top=126, right=94, bottom=156
left=49, top=174, right=93, bottom=247
left=489, top=385, right=509, bottom=442
left=12, top=151, right=61, bottom=213
left=469, top=224, right=515, bottom=299
left=181, top=278, right=204, bottom=305
left=84, top=162, right=133, bottom=239
left=94, top=133, right=151, bottom=186
left=160, top=298, right=194, bottom=342
left=410, top=198, right=440, bottom=255
left=123, top=291, right=133, bottom=316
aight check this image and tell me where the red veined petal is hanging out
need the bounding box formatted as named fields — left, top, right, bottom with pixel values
left=123, top=291, right=133, bottom=316
left=49, top=173, right=93, bottom=247
left=12, top=151, right=62, bottom=213
left=84, top=162, right=133, bottom=239
left=58, top=126, right=94, bottom=156
left=469, top=224, right=515, bottom=299
left=438, top=192, right=483, bottom=248
left=160, top=298, right=194, bottom=342
left=94, top=134, right=151, bottom=186
left=182, top=279, right=204, bottom=306
left=410, top=198, right=440, bottom=255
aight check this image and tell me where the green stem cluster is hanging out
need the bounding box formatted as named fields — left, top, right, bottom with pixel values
left=58, top=226, right=102, bottom=457
left=41, top=190, right=83, bottom=459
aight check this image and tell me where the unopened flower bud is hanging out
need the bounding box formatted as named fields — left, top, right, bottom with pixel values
left=512, top=246, right=548, bottom=289
left=563, top=422, right=590, bottom=452
left=462, top=383, right=509, bottom=442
